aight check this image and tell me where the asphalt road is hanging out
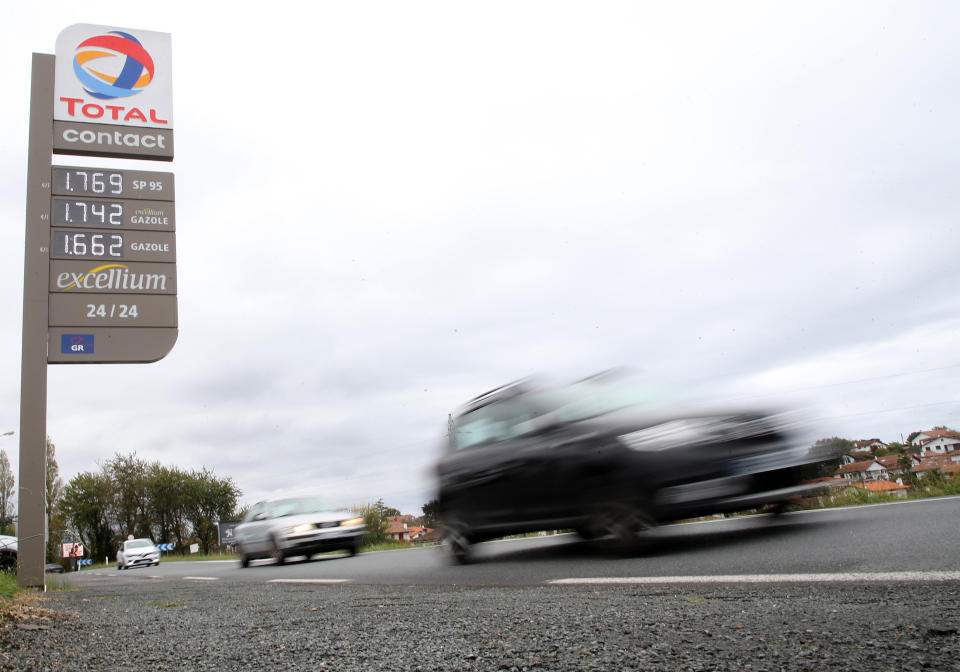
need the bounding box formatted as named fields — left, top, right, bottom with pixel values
left=2, top=497, right=956, bottom=672
left=66, top=495, right=960, bottom=587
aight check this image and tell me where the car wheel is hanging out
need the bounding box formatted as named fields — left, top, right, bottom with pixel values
left=347, top=544, right=358, bottom=557
left=271, top=539, right=286, bottom=565
left=443, top=525, right=471, bottom=565
left=767, top=501, right=790, bottom=517
left=238, top=545, right=250, bottom=568
left=596, top=501, right=655, bottom=549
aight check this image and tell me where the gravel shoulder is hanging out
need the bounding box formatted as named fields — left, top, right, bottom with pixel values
left=1, top=580, right=958, bottom=671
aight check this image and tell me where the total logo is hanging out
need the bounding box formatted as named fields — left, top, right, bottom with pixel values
left=54, top=24, right=173, bottom=129
left=73, top=31, right=154, bottom=100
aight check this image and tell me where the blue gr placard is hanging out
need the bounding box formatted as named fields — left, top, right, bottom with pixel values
left=61, top=334, right=94, bottom=354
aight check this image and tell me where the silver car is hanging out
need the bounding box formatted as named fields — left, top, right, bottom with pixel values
left=235, top=497, right=365, bottom=567
left=117, top=538, right=160, bottom=570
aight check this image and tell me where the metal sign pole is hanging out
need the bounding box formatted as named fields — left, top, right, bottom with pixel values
left=18, top=53, right=55, bottom=589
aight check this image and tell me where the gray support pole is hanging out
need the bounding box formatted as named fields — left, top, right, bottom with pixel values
left=18, top=53, right=54, bottom=589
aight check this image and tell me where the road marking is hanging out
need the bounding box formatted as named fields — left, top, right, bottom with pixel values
left=183, top=576, right=219, bottom=581
left=549, top=571, right=960, bottom=585
left=267, top=579, right=352, bottom=585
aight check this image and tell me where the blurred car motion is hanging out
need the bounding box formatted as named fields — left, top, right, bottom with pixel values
left=437, top=373, right=832, bottom=563
left=234, top=497, right=366, bottom=567
left=117, top=538, right=160, bottom=569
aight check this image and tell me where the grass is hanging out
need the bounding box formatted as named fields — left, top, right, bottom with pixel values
left=358, top=541, right=418, bottom=553
left=44, top=576, right=78, bottom=592
left=0, top=572, right=17, bottom=600
left=0, top=571, right=64, bottom=625
left=147, top=599, right=184, bottom=608
left=793, top=476, right=960, bottom=512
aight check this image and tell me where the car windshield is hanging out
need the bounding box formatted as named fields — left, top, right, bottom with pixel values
left=271, top=497, right=330, bottom=518
left=452, top=375, right=666, bottom=451
left=530, top=376, right=661, bottom=423
left=126, top=539, right=153, bottom=549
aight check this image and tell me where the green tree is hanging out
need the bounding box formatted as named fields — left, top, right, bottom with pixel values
left=45, top=438, right=66, bottom=563
left=420, top=499, right=440, bottom=528
left=804, top=437, right=851, bottom=479
left=182, top=468, right=241, bottom=554
left=0, top=449, right=15, bottom=536
left=105, top=453, right=152, bottom=539
left=356, top=498, right=396, bottom=545
left=145, top=464, right=188, bottom=549
left=60, top=471, right=115, bottom=562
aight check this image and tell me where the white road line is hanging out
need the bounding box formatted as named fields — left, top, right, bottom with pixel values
left=183, top=576, right=219, bottom=581
left=549, top=571, right=960, bottom=585
left=267, top=579, right=352, bottom=585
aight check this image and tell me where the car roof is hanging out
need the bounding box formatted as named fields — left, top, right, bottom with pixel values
left=456, top=378, right=533, bottom=415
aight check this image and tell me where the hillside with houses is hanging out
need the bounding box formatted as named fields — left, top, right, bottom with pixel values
left=812, top=427, right=960, bottom=499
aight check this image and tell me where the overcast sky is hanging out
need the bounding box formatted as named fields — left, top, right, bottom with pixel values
left=1, top=2, right=959, bottom=515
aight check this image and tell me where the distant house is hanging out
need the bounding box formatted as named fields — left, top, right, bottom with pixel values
left=919, top=435, right=960, bottom=456
left=852, top=439, right=888, bottom=454
left=384, top=515, right=433, bottom=543
left=911, top=429, right=960, bottom=449
left=836, top=459, right=888, bottom=483
left=875, top=453, right=920, bottom=476
left=385, top=518, right=415, bottom=542
left=913, top=450, right=960, bottom=479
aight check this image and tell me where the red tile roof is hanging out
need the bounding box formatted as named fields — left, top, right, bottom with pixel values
left=855, top=480, right=910, bottom=492
left=875, top=454, right=917, bottom=469
left=837, top=460, right=883, bottom=474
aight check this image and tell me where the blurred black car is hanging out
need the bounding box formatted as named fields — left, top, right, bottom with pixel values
left=436, top=374, right=831, bottom=563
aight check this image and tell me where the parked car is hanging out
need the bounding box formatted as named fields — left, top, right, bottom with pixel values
left=235, top=497, right=365, bottom=567
left=0, top=535, right=16, bottom=571
left=437, top=374, right=833, bottom=563
left=117, top=538, right=160, bottom=570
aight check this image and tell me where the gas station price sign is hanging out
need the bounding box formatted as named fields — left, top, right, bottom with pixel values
left=52, top=166, right=174, bottom=200
left=50, top=166, right=176, bottom=264
left=51, top=197, right=175, bottom=231
left=49, top=229, right=175, bottom=262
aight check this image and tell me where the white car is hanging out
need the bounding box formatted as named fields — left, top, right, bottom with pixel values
left=117, top=538, right=160, bottom=570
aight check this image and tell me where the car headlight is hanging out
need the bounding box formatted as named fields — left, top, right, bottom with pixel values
left=339, top=517, right=363, bottom=527
left=291, top=523, right=315, bottom=534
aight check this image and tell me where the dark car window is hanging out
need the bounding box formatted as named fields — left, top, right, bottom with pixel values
left=452, top=397, right=540, bottom=451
